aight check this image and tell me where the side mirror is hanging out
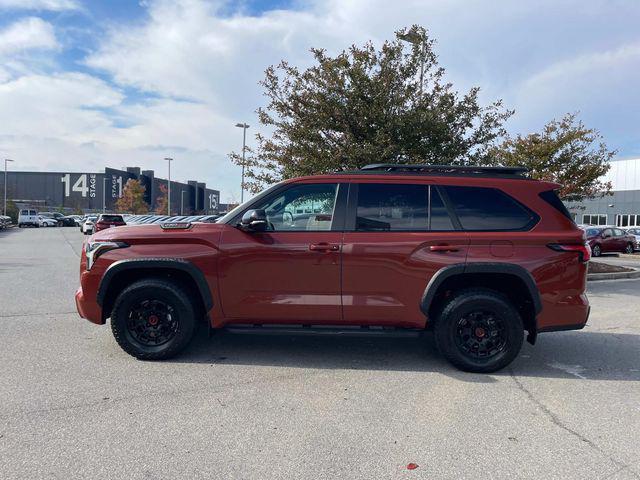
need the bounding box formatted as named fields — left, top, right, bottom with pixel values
left=240, top=209, right=268, bottom=232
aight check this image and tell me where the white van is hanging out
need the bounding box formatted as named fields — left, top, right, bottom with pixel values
left=18, top=209, right=40, bottom=228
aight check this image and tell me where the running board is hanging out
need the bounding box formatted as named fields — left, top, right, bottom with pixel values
left=223, top=324, right=424, bottom=338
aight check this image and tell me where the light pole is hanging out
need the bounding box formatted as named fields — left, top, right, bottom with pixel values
left=164, top=157, right=173, bottom=215
left=4, top=159, right=14, bottom=216
left=181, top=190, right=185, bottom=215
left=235, top=123, right=249, bottom=203
left=398, top=29, right=426, bottom=97
left=102, top=177, right=108, bottom=213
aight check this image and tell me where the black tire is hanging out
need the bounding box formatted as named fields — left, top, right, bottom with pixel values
left=434, top=288, right=524, bottom=373
left=110, top=278, right=196, bottom=360
left=18, top=224, right=22, bottom=228
left=625, top=243, right=634, bottom=254
left=592, top=244, right=601, bottom=257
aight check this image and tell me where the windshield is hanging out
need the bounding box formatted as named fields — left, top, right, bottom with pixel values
left=218, top=182, right=285, bottom=224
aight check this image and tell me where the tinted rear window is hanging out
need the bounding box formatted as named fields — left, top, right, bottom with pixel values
left=356, top=184, right=429, bottom=231
left=20, top=210, right=28, bottom=215
left=539, top=190, right=573, bottom=222
left=586, top=228, right=600, bottom=236
left=100, top=215, right=124, bottom=222
left=442, top=186, right=536, bottom=231
left=29, top=210, right=37, bottom=216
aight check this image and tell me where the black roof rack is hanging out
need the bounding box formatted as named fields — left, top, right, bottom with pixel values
left=354, top=163, right=529, bottom=178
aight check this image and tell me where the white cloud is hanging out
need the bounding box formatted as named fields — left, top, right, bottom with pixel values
left=0, top=0, right=79, bottom=11
left=0, top=17, right=58, bottom=55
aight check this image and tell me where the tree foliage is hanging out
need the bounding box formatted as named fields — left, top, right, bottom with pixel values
left=155, top=183, right=169, bottom=214
left=489, top=113, right=614, bottom=201
left=115, top=179, right=148, bottom=214
left=231, top=25, right=513, bottom=192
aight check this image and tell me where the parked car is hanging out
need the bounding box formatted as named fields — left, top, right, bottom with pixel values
left=584, top=227, right=635, bottom=256
left=75, top=164, right=590, bottom=373
left=94, top=214, right=126, bottom=232
left=81, top=216, right=98, bottom=235
left=624, top=228, right=640, bottom=251
left=18, top=209, right=40, bottom=227
left=0, top=215, right=12, bottom=228
left=38, top=215, right=58, bottom=227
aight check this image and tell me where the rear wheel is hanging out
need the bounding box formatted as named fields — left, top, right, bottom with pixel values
left=592, top=244, right=601, bottom=257
left=110, top=278, right=197, bottom=360
left=625, top=243, right=634, bottom=254
left=434, top=288, right=523, bottom=373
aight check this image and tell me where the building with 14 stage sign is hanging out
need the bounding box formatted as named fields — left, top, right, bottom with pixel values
left=0, top=166, right=219, bottom=215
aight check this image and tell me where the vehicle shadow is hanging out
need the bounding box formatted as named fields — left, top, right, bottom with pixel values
left=172, top=328, right=640, bottom=383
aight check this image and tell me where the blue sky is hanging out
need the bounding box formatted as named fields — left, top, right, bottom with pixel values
left=0, top=0, right=639, bottom=201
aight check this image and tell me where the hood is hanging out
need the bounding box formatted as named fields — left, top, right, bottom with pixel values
left=92, top=221, right=226, bottom=244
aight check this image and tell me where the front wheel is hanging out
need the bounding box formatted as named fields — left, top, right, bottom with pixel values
left=434, top=288, right=524, bottom=373
left=625, top=243, right=634, bottom=254
left=110, top=278, right=197, bottom=360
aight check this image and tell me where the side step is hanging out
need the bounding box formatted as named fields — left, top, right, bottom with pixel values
left=223, top=324, right=424, bottom=338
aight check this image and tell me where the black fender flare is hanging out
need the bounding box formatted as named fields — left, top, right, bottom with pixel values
left=96, top=258, right=213, bottom=312
left=420, top=262, right=542, bottom=317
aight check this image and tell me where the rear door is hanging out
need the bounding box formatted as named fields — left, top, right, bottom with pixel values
left=601, top=228, right=615, bottom=252
left=341, top=182, right=469, bottom=328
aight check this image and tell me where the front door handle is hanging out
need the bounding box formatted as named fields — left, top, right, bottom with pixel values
left=430, top=245, right=459, bottom=253
left=309, top=243, right=340, bottom=252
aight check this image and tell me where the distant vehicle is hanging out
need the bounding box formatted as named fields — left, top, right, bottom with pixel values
left=94, top=214, right=126, bottom=232
left=81, top=216, right=98, bottom=235
left=0, top=215, right=12, bottom=228
left=38, top=216, right=58, bottom=227
left=18, top=209, right=39, bottom=228
left=584, top=227, right=636, bottom=256
left=624, top=228, right=640, bottom=251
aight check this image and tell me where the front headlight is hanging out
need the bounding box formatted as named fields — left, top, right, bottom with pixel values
left=86, top=241, right=128, bottom=270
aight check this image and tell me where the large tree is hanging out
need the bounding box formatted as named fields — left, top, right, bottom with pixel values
left=231, top=25, right=512, bottom=192
left=114, top=179, right=149, bottom=214
left=489, top=113, right=614, bottom=201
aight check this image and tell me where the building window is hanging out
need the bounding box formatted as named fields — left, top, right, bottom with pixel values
left=582, top=214, right=607, bottom=226
left=616, top=214, right=640, bottom=227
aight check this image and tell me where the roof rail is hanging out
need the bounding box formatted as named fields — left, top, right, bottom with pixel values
left=358, top=163, right=529, bottom=177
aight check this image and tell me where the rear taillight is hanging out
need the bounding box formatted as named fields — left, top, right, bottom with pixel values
left=547, top=243, right=591, bottom=263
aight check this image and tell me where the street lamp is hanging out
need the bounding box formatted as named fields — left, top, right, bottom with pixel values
left=103, top=177, right=109, bottom=213
left=164, top=157, right=173, bottom=215
left=398, top=29, right=426, bottom=97
left=235, top=123, right=250, bottom=203
left=4, top=158, right=14, bottom=216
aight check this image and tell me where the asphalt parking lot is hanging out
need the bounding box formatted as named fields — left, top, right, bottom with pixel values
left=1, top=227, right=639, bottom=480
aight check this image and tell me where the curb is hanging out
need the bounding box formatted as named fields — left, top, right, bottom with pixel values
left=587, top=267, right=640, bottom=281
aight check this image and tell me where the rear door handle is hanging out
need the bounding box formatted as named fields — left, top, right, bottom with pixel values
left=309, top=243, right=340, bottom=252
left=429, top=245, right=459, bottom=253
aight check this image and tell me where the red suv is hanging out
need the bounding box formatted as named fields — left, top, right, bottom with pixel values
left=75, top=164, right=590, bottom=372
left=583, top=227, right=635, bottom=257
left=94, top=214, right=126, bottom=232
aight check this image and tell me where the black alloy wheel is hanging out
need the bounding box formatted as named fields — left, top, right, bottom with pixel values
left=434, top=288, right=523, bottom=373
left=111, top=278, right=197, bottom=360
left=126, top=299, right=179, bottom=347
left=454, top=310, right=507, bottom=359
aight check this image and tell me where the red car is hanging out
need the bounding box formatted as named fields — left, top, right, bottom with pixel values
left=584, top=227, right=635, bottom=257
left=94, top=214, right=126, bottom=232
left=75, top=164, right=590, bottom=373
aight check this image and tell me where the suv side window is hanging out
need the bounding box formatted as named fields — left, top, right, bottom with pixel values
left=356, top=184, right=428, bottom=231
left=614, top=228, right=625, bottom=236
left=442, top=186, right=535, bottom=231
left=354, top=184, right=455, bottom=231
left=602, top=228, right=613, bottom=237
left=255, top=183, right=338, bottom=231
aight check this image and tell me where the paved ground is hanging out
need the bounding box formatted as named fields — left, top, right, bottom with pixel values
left=0, top=227, right=639, bottom=480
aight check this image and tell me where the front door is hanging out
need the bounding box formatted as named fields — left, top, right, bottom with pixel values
left=341, top=182, right=469, bottom=328
left=218, top=182, right=345, bottom=324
